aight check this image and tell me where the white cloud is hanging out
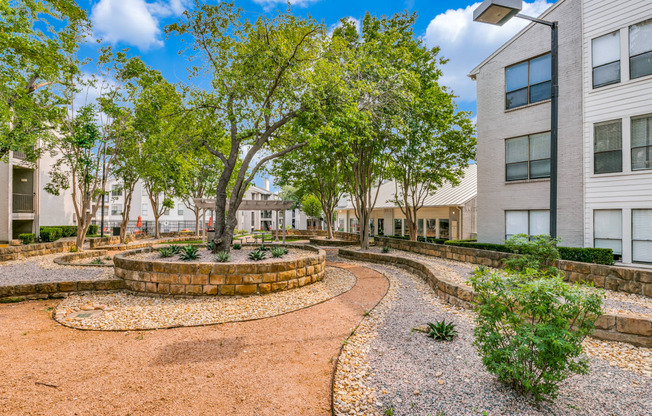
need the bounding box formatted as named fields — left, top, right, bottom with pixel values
left=252, top=0, right=321, bottom=11
left=328, top=16, right=361, bottom=36
left=91, top=0, right=190, bottom=51
left=423, top=0, right=554, bottom=103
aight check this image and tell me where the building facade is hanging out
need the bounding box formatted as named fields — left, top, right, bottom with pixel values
left=336, top=165, right=478, bottom=241
left=471, top=0, right=652, bottom=265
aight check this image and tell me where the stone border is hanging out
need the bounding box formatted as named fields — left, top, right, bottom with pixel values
left=0, top=279, right=125, bottom=303
left=114, top=244, right=327, bottom=297
left=92, top=236, right=199, bottom=251
left=54, top=250, right=113, bottom=267
left=376, top=236, right=652, bottom=298
left=308, top=238, right=358, bottom=247
left=0, top=239, right=77, bottom=262
left=339, top=249, right=652, bottom=348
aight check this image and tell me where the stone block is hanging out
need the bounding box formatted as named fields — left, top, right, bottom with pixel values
left=585, top=274, right=605, bottom=288
left=152, top=262, right=166, bottom=273
left=259, top=283, right=271, bottom=294
left=164, top=263, right=181, bottom=274
left=185, top=285, right=203, bottom=296
left=605, top=276, right=622, bottom=291
left=457, top=287, right=474, bottom=302
left=170, top=284, right=185, bottom=295
left=243, top=274, right=263, bottom=284
left=591, top=328, right=652, bottom=348
left=235, top=284, right=257, bottom=296
left=287, top=279, right=298, bottom=290
left=179, top=264, right=198, bottom=275
left=298, top=276, right=311, bottom=287
left=271, top=281, right=288, bottom=292
left=616, top=316, right=652, bottom=336
left=639, top=271, right=652, bottom=284
left=643, top=283, right=652, bottom=298
left=203, top=285, right=218, bottom=295
left=0, top=286, right=15, bottom=297
left=177, top=274, right=192, bottom=285
left=198, top=264, right=212, bottom=275
left=219, top=285, right=235, bottom=296
left=210, top=274, right=226, bottom=285
left=77, top=281, right=95, bottom=291
left=95, top=280, right=124, bottom=290
left=296, top=267, right=306, bottom=278
left=146, top=282, right=158, bottom=293
left=191, top=275, right=209, bottom=285
left=34, top=283, right=57, bottom=294
left=237, top=263, right=257, bottom=274
left=211, top=264, right=229, bottom=275
left=132, top=281, right=146, bottom=292
left=226, top=274, right=243, bottom=285
left=306, top=266, right=314, bottom=275
left=594, top=315, right=615, bottom=330
left=278, top=270, right=297, bottom=281
left=156, top=283, right=170, bottom=294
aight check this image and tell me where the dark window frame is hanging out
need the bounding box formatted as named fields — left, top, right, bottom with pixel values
left=592, top=31, right=621, bottom=88
left=593, top=120, right=623, bottom=174
left=629, top=19, right=652, bottom=80
left=505, top=53, right=552, bottom=110
left=505, top=132, right=551, bottom=181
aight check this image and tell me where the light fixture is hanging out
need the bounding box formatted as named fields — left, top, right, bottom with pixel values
left=473, top=0, right=523, bottom=26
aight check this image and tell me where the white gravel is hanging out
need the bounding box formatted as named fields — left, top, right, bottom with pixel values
left=0, top=253, right=113, bottom=286
left=332, top=257, right=651, bottom=416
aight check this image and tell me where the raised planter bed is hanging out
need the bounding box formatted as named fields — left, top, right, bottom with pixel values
left=308, top=237, right=358, bottom=247
left=54, top=250, right=113, bottom=267
left=114, top=244, right=326, bottom=297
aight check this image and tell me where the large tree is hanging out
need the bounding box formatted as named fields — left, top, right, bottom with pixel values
left=167, top=1, right=336, bottom=252
left=0, top=0, right=89, bottom=159
left=389, top=41, right=476, bottom=241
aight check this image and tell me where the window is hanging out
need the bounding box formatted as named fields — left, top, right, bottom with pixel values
left=377, top=218, right=384, bottom=235
left=142, top=203, right=148, bottom=216
left=394, top=219, right=402, bottom=236
left=505, top=132, right=551, bottom=181
left=111, top=184, right=122, bottom=197
left=403, top=219, right=409, bottom=236
left=630, top=19, right=652, bottom=79
left=164, top=207, right=170, bottom=216
left=594, top=120, right=622, bottom=174
left=505, top=210, right=550, bottom=239
left=592, top=31, right=620, bottom=88
left=505, top=54, right=551, bottom=109
left=417, top=219, right=424, bottom=237
left=426, top=219, right=437, bottom=237
left=632, top=115, right=652, bottom=170
left=593, top=209, right=622, bottom=256
left=439, top=219, right=450, bottom=240
left=111, top=204, right=122, bottom=216
left=633, top=209, right=652, bottom=263
left=178, top=208, right=184, bottom=216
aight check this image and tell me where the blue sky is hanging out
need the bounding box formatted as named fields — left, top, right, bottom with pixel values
left=76, top=0, right=556, bottom=187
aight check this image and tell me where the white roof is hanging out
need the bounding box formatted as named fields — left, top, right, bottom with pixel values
left=338, top=164, right=477, bottom=210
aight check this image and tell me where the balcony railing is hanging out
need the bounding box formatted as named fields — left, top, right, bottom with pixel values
left=13, top=151, right=27, bottom=160
left=13, top=193, right=34, bottom=213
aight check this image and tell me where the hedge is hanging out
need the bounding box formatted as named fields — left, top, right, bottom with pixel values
left=59, top=226, right=78, bottom=237
left=18, top=233, right=35, bottom=244
left=40, top=227, right=63, bottom=242
left=87, top=224, right=99, bottom=235
left=443, top=240, right=614, bottom=265
left=382, top=235, right=449, bottom=245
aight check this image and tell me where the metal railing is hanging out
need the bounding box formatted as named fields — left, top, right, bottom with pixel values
left=12, top=193, right=34, bottom=213
left=12, top=151, right=27, bottom=160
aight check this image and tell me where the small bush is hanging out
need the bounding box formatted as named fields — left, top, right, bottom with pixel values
left=258, top=244, right=271, bottom=252
left=418, top=236, right=449, bottom=244
left=232, top=243, right=242, bottom=250
left=86, top=224, right=99, bottom=236
left=427, top=320, right=457, bottom=341
left=206, top=241, right=216, bottom=252
left=248, top=249, right=266, bottom=261
left=168, top=245, right=182, bottom=254
left=69, top=246, right=78, bottom=252
left=40, top=227, right=62, bottom=242
left=558, top=246, right=614, bottom=266
left=59, top=226, right=77, bottom=237
left=159, top=247, right=174, bottom=258
left=504, top=234, right=560, bottom=274
left=271, top=247, right=285, bottom=258
left=18, top=233, right=35, bottom=244
left=179, top=245, right=200, bottom=261
left=90, top=258, right=106, bottom=265
left=216, top=251, right=231, bottom=263
left=470, top=268, right=603, bottom=402
left=283, top=248, right=289, bottom=255
left=381, top=246, right=390, bottom=253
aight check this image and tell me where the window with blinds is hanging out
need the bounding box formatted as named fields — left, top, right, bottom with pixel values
left=594, top=120, right=622, bottom=174
left=632, top=115, right=652, bottom=171
left=633, top=209, right=652, bottom=263
left=505, top=210, right=550, bottom=240
left=592, top=31, right=621, bottom=88
left=505, top=54, right=552, bottom=109
left=630, top=19, right=652, bottom=79
left=593, top=210, right=622, bottom=255
left=505, top=132, right=551, bottom=181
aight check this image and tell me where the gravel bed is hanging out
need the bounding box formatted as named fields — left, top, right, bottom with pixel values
left=54, top=266, right=356, bottom=330
left=332, top=256, right=651, bottom=416
left=136, top=246, right=310, bottom=263
left=0, top=253, right=113, bottom=286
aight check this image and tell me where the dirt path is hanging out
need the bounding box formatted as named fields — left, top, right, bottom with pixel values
left=0, top=263, right=388, bottom=416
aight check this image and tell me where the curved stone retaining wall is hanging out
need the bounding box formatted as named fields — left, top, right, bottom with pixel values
left=339, top=249, right=652, bottom=348
left=0, top=240, right=77, bottom=262
left=93, top=236, right=199, bottom=251
left=308, top=238, right=358, bottom=247
left=114, top=245, right=327, bottom=297
left=54, top=250, right=112, bottom=267
left=0, top=279, right=125, bottom=303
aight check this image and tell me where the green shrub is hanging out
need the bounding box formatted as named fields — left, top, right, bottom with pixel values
left=419, top=237, right=450, bottom=244
left=270, top=247, right=285, bottom=258
left=69, top=246, right=78, bottom=252
left=40, top=227, right=62, bottom=242
left=86, top=224, right=99, bottom=236
left=444, top=240, right=514, bottom=253
left=159, top=247, right=174, bottom=258
left=470, top=268, right=603, bottom=402
left=59, top=226, right=78, bottom=237
left=232, top=243, right=242, bottom=250
left=216, top=251, right=231, bottom=263
left=90, top=258, right=106, bottom=265
left=179, top=245, right=200, bottom=261
left=206, top=241, right=216, bottom=252
left=558, top=247, right=614, bottom=266
left=18, top=233, right=35, bottom=244
left=381, top=246, right=390, bottom=253
left=426, top=320, right=457, bottom=341
left=168, top=245, right=182, bottom=254
left=504, top=234, right=560, bottom=275
left=248, top=249, right=266, bottom=261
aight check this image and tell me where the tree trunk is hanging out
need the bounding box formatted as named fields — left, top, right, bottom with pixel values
left=325, top=213, right=334, bottom=239
left=119, top=189, right=134, bottom=244
left=194, top=209, right=200, bottom=238
left=154, top=215, right=161, bottom=239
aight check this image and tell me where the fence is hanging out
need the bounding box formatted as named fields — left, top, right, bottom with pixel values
left=91, top=220, right=205, bottom=236
left=12, top=193, right=33, bottom=213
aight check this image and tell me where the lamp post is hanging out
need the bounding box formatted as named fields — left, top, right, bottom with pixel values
left=473, top=0, right=558, bottom=239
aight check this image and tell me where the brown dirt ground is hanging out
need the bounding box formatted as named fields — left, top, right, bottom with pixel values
left=0, top=263, right=388, bottom=416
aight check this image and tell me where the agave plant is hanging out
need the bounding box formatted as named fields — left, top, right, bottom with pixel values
left=168, top=244, right=182, bottom=254
left=216, top=251, right=231, bottom=263
left=206, top=241, right=216, bottom=252
left=159, top=247, right=175, bottom=258
left=232, top=243, right=242, bottom=250
left=283, top=248, right=289, bottom=255
left=248, top=249, right=267, bottom=261
left=179, top=245, right=200, bottom=261
left=271, top=247, right=285, bottom=258
left=427, top=320, right=458, bottom=341
left=382, top=246, right=390, bottom=253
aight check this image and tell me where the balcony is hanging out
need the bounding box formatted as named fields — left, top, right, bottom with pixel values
left=13, top=193, right=34, bottom=213
left=13, top=151, right=27, bottom=160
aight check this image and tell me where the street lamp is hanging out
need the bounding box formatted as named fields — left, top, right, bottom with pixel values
left=473, top=0, right=558, bottom=239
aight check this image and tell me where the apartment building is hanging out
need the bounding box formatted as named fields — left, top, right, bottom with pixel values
left=336, top=164, right=477, bottom=240
left=471, top=0, right=652, bottom=265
